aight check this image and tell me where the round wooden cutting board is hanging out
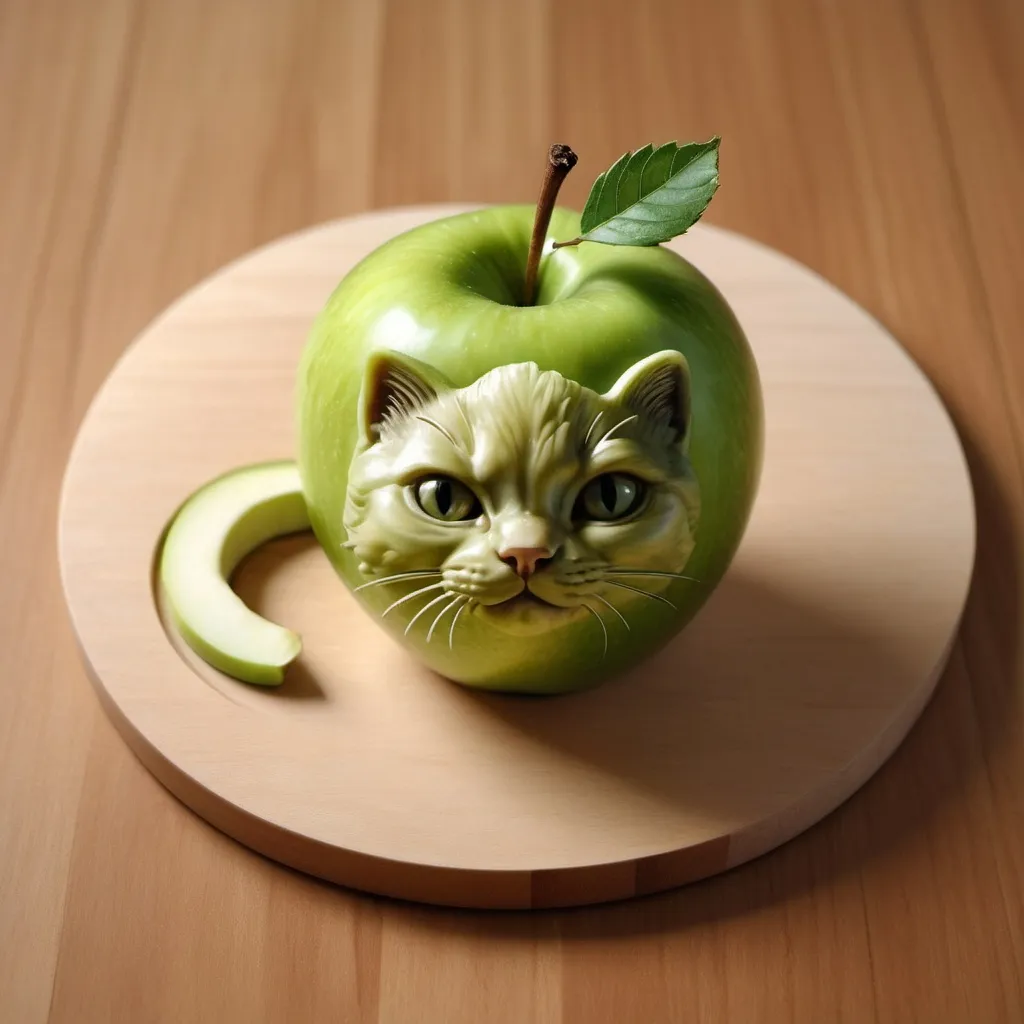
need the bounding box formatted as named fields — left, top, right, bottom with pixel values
left=58, top=205, right=975, bottom=909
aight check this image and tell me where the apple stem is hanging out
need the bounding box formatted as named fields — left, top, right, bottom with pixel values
left=523, top=144, right=578, bottom=306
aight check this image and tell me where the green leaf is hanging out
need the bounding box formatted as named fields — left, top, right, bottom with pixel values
left=577, top=138, right=720, bottom=246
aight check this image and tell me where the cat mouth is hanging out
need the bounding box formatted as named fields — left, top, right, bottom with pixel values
left=477, top=589, right=565, bottom=610
left=504, top=591, right=556, bottom=608
left=471, top=586, right=583, bottom=634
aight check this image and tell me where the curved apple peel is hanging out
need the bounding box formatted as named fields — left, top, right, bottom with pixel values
left=158, top=461, right=310, bottom=686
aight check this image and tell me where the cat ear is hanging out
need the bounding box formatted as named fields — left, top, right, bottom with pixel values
left=359, top=350, right=455, bottom=444
left=604, top=351, right=693, bottom=447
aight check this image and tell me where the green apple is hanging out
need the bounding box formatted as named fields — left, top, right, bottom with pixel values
left=159, top=461, right=309, bottom=685
left=296, top=203, right=763, bottom=693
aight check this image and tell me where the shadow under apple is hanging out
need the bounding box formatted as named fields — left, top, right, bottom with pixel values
left=202, top=443, right=1010, bottom=936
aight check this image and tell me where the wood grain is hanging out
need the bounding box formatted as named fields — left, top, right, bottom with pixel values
left=2, top=0, right=1022, bottom=1020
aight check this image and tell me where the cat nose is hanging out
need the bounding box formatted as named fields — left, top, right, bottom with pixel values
left=500, top=547, right=552, bottom=578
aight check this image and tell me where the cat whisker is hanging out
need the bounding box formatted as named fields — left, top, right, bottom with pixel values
left=453, top=397, right=474, bottom=441
left=592, top=593, right=630, bottom=631
left=581, top=602, right=609, bottom=658
left=583, top=411, right=604, bottom=448
left=596, top=413, right=639, bottom=447
left=602, top=579, right=677, bottom=610
left=605, top=570, right=702, bottom=584
left=449, top=599, right=471, bottom=651
left=404, top=592, right=454, bottom=635
left=415, top=415, right=459, bottom=447
left=380, top=582, right=447, bottom=618
left=426, top=595, right=466, bottom=643
left=354, top=570, right=442, bottom=592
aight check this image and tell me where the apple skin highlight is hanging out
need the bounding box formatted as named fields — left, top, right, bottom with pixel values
left=296, top=204, right=763, bottom=693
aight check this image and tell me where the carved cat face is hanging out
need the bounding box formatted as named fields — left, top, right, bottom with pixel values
left=343, top=351, right=700, bottom=642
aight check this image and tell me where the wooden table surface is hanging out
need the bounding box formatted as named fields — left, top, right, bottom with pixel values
left=2, top=1, right=1022, bottom=1021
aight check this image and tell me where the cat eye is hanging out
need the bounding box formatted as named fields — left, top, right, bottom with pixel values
left=413, top=476, right=482, bottom=522
left=575, top=473, right=647, bottom=522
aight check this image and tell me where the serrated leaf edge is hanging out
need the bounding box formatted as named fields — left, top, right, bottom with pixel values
left=577, top=137, right=721, bottom=245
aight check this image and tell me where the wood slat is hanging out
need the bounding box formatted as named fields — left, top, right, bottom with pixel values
left=0, top=2, right=139, bottom=1020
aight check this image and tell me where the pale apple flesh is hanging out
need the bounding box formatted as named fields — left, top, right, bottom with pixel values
left=158, top=461, right=309, bottom=685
